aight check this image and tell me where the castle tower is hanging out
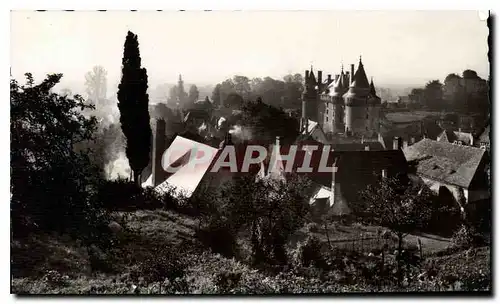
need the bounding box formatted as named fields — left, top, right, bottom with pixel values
left=367, top=77, right=382, bottom=136
left=343, top=57, right=371, bottom=136
left=301, top=67, right=321, bottom=133
left=327, top=68, right=348, bottom=134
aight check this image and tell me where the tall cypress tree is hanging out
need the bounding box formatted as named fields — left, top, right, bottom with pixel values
left=117, top=31, right=152, bottom=185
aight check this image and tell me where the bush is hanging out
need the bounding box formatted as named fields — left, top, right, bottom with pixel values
left=214, top=271, right=242, bottom=293
left=451, top=224, right=486, bottom=249
left=293, top=236, right=327, bottom=269
left=131, top=245, right=189, bottom=293
left=196, top=219, right=239, bottom=258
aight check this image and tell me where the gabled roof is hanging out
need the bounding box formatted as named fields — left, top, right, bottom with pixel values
left=478, top=124, right=490, bottom=143
left=302, top=119, right=319, bottom=135
left=154, top=136, right=219, bottom=198
left=437, top=130, right=474, bottom=145
left=183, top=109, right=210, bottom=123
left=331, top=141, right=385, bottom=151
left=403, top=138, right=486, bottom=189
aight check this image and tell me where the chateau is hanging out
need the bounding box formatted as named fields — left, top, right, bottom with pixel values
left=300, top=57, right=382, bottom=138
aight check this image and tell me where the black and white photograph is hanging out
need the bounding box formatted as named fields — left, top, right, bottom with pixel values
left=9, top=9, right=492, bottom=295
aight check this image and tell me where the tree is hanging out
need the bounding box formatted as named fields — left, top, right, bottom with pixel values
left=117, top=31, right=152, bottom=186
left=85, top=65, right=108, bottom=105
left=188, top=84, right=200, bottom=106
left=224, top=92, right=244, bottom=109
left=206, top=174, right=312, bottom=264
left=423, top=80, right=444, bottom=109
left=167, top=85, right=179, bottom=108
left=11, top=73, right=107, bottom=239
left=211, top=84, right=222, bottom=108
left=283, top=73, right=304, bottom=109
left=359, top=176, right=434, bottom=285
left=240, top=99, right=299, bottom=145
left=233, top=75, right=251, bottom=100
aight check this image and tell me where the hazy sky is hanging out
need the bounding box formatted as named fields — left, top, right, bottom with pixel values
left=11, top=10, right=489, bottom=94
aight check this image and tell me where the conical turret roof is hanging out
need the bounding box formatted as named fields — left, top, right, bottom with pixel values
left=368, top=77, right=381, bottom=105
left=328, top=70, right=347, bottom=98
left=350, top=58, right=370, bottom=89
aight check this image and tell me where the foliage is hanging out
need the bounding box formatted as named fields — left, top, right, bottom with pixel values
left=224, top=92, right=244, bottom=109
left=293, top=235, right=327, bottom=268
left=211, top=84, right=221, bottom=108
left=117, top=31, right=152, bottom=185
left=451, top=224, right=486, bottom=249
left=85, top=65, right=108, bottom=106
left=188, top=84, right=199, bottom=106
left=358, top=176, right=434, bottom=284
left=201, top=174, right=312, bottom=265
left=239, top=99, right=299, bottom=145
left=10, top=73, right=110, bottom=241
left=423, top=80, right=444, bottom=109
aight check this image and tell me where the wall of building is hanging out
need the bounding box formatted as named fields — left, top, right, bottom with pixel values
left=345, top=105, right=368, bottom=136
left=368, top=105, right=381, bottom=135
left=323, top=101, right=334, bottom=134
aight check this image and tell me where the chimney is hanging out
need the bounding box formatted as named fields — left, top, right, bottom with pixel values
left=458, top=128, right=462, bottom=133
left=318, top=70, right=323, bottom=85
left=350, top=64, right=355, bottom=84
left=393, top=137, right=402, bottom=150
left=327, top=74, right=332, bottom=83
left=411, top=137, right=416, bottom=145
left=403, top=140, right=408, bottom=149
left=381, top=169, right=387, bottom=179
left=330, top=157, right=339, bottom=208
left=305, top=70, right=309, bottom=80
left=365, top=145, right=370, bottom=151
left=275, top=136, right=280, bottom=149
left=152, top=119, right=167, bottom=187
left=335, top=74, right=340, bottom=81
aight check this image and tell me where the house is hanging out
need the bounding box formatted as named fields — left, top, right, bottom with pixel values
left=273, top=136, right=409, bottom=217
left=403, top=138, right=490, bottom=213
left=476, top=124, right=490, bottom=151
left=301, top=119, right=328, bottom=144
left=437, top=129, right=475, bottom=146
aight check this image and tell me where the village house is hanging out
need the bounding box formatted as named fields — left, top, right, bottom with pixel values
left=437, top=129, right=475, bottom=146
left=403, top=138, right=490, bottom=217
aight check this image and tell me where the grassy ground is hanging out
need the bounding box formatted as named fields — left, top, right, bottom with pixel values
left=11, top=209, right=490, bottom=294
left=293, top=221, right=451, bottom=256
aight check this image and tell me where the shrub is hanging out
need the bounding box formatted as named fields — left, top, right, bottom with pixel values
left=214, top=271, right=242, bottom=293
left=196, top=219, right=239, bottom=258
left=451, top=224, right=485, bottom=249
left=293, top=236, right=327, bottom=269
left=131, top=245, right=189, bottom=293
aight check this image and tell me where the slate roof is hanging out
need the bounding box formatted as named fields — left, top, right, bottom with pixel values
left=154, top=136, right=219, bottom=198
left=478, top=124, right=490, bottom=144
left=183, top=109, right=210, bottom=123
left=402, top=138, right=486, bottom=189
left=437, top=130, right=474, bottom=145
left=302, top=119, right=319, bottom=135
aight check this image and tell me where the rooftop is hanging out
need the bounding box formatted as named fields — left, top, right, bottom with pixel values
left=403, top=138, right=486, bottom=189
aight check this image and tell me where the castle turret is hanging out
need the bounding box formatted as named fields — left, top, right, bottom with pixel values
left=301, top=67, right=321, bottom=133
left=367, top=77, right=382, bottom=136
left=344, top=57, right=371, bottom=136
left=328, top=68, right=348, bottom=134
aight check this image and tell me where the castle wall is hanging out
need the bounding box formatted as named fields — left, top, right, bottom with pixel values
left=345, top=104, right=368, bottom=136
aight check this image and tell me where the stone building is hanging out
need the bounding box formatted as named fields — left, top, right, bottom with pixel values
left=300, top=58, right=382, bottom=139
